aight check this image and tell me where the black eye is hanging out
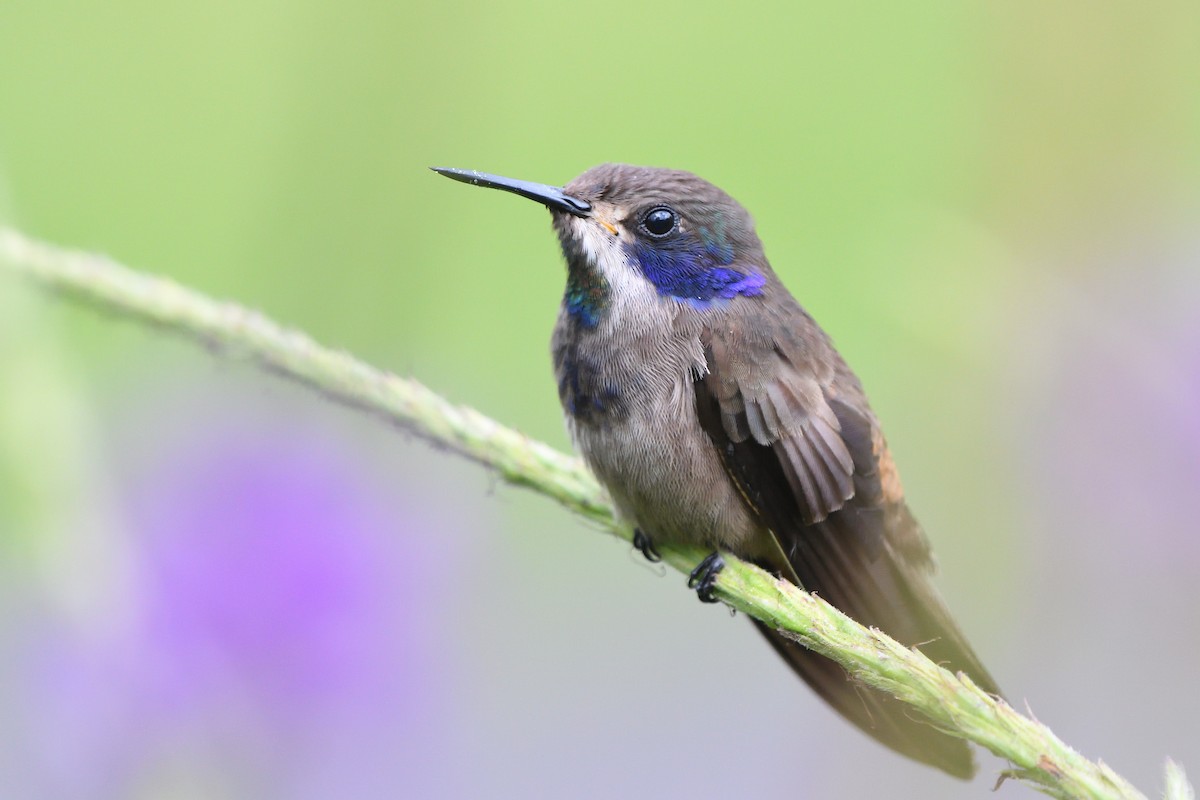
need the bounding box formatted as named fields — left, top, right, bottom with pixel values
left=641, top=206, right=677, bottom=238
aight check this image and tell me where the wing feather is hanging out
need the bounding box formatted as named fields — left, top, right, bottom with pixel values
left=694, top=325, right=999, bottom=778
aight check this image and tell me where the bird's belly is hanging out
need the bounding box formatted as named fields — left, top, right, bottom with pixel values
left=564, top=368, right=760, bottom=553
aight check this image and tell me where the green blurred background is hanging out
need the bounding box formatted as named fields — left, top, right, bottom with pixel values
left=2, top=2, right=1198, bottom=798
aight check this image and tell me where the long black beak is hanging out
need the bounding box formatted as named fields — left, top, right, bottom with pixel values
left=430, top=167, right=591, bottom=216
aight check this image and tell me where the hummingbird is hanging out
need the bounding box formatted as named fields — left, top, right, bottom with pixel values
left=432, top=164, right=1000, bottom=778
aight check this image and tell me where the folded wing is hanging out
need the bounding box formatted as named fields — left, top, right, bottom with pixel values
left=696, top=322, right=999, bottom=778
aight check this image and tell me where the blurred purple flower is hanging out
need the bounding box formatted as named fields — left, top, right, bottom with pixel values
left=1018, top=240, right=1200, bottom=570
left=139, top=434, right=408, bottom=713
left=7, top=391, right=477, bottom=798
left=1001, top=239, right=1200, bottom=785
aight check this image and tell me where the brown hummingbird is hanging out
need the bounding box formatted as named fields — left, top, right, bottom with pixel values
left=433, top=163, right=1000, bottom=778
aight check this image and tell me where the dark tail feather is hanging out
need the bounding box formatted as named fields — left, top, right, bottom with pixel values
left=752, top=619, right=977, bottom=779
left=758, top=509, right=1000, bottom=779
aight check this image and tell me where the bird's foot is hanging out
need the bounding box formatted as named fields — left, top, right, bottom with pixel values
left=632, top=529, right=662, bottom=563
left=687, top=551, right=725, bottom=603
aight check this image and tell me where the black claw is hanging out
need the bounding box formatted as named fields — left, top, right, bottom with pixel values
left=687, top=551, right=725, bottom=603
left=632, top=529, right=662, bottom=563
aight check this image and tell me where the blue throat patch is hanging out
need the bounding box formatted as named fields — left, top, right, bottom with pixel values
left=564, top=258, right=609, bottom=328
left=627, top=228, right=765, bottom=305
left=559, top=221, right=763, bottom=327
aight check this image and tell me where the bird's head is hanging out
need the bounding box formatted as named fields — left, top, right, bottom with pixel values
left=433, top=164, right=772, bottom=326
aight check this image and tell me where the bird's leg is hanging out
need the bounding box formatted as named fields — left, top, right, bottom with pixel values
left=687, top=551, right=725, bottom=603
left=632, top=528, right=662, bottom=563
